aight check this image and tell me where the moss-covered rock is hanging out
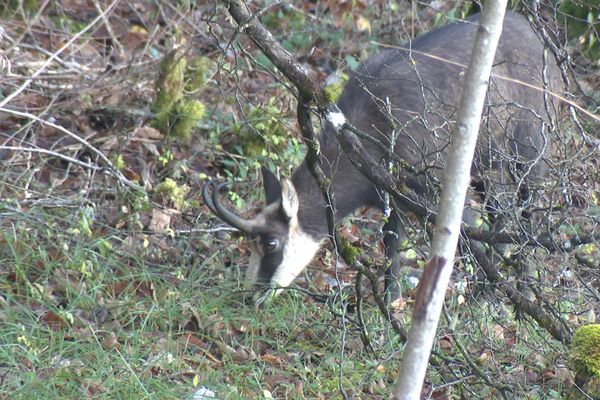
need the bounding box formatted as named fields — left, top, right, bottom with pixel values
left=151, top=48, right=211, bottom=140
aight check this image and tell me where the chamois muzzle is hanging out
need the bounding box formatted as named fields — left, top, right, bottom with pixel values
left=202, top=179, right=255, bottom=234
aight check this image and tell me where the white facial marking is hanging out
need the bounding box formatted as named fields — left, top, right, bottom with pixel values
left=244, top=179, right=323, bottom=299
left=270, top=216, right=323, bottom=291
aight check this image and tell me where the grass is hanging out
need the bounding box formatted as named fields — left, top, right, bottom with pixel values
left=0, top=198, right=573, bottom=399
left=0, top=202, right=406, bottom=399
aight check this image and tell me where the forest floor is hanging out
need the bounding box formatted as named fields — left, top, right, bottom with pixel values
left=1, top=1, right=599, bottom=399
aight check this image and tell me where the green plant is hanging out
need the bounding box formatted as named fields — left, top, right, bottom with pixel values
left=1, top=0, right=39, bottom=17
left=560, top=0, right=600, bottom=64
left=219, top=98, right=305, bottom=182
left=152, top=48, right=208, bottom=140
left=570, top=324, right=600, bottom=377
left=155, top=178, right=189, bottom=211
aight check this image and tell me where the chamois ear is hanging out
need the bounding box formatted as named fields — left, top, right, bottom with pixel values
left=280, top=178, right=299, bottom=219
left=261, top=166, right=282, bottom=206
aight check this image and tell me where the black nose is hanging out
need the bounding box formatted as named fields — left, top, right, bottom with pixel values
left=240, top=283, right=271, bottom=307
left=241, top=290, right=256, bottom=306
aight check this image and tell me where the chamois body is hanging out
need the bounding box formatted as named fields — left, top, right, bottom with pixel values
left=204, top=11, right=560, bottom=300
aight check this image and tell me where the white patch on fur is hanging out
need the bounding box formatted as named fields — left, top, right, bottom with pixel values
left=270, top=217, right=323, bottom=293
left=326, top=110, right=346, bottom=129
left=280, top=179, right=298, bottom=219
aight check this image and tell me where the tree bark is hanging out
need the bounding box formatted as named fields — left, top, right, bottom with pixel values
left=393, top=2, right=508, bottom=398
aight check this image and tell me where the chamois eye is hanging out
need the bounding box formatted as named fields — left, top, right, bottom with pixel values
left=263, top=239, right=279, bottom=253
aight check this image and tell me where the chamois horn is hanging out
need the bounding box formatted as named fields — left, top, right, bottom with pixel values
left=203, top=180, right=255, bottom=234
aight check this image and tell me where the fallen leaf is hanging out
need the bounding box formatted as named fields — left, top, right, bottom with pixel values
left=149, top=208, right=172, bottom=233
left=102, top=332, right=119, bottom=350
left=438, top=335, right=453, bottom=353
left=261, top=353, right=284, bottom=367
left=135, top=126, right=164, bottom=140
left=40, top=310, right=70, bottom=330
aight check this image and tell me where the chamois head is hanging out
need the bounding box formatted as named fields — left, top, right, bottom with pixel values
left=203, top=167, right=322, bottom=302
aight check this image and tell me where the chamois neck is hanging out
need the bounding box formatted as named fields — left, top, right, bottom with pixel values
left=291, top=161, right=381, bottom=238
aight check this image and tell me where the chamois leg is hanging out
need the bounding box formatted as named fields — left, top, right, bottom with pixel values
left=462, top=204, right=499, bottom=296
left=383, top=210, right=405, bottom=303
left=513, top=179, right=540, bottom=299
left=511, top=118, right=548, bottom=297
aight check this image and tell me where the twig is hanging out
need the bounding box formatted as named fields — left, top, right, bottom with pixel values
left=427, top=375, right=475, bottom=398
left=175, top=226, right=240, bottom=235
left=354, top=270, right=374, bottom=352
left=4, top=0, right=51, bottom=55
left=0, top=0, right=121, bottom=109
left=0, top=107, right=138, bottom=190
left=353, top=260, right=408, bottom=341
left=442, top=309, right=512, bottom=398
left=92, top=0, right=124, bottom=56
left=0, top=146, right=100, bottom=171
left=468, top=238, right=571, bottom=342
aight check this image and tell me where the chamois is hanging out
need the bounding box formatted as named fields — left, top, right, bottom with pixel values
left=204, top=11, right=560, bottom=302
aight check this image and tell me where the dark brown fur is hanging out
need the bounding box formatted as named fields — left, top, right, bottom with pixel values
left=291, top=11, right=560, bottom=238
left=208, top=12, right=561, bottom=296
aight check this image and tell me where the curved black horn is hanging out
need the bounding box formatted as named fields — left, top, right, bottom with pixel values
left=202, top=179, right=220, bottom=216
left=211, top=181, right=255, bottom=234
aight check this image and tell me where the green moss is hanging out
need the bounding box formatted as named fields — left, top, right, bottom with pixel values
left=151, top=49, right=210, bottom=139
left=171, top=100, right=206, bottom=140
left=185, top=57, right=215, bottom=92
left=111, top=154, right=125, bottom=171
left=570, top=324, right=600, bottom=378
left=152, top=49, right=187, bottom=133
left=155, top=178, right=189, bottom=211
left=340, top=236, right=360, bottom=266
left=323, top=72, right=349, bottom=103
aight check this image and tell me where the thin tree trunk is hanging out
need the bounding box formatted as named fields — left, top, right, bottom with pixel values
left=392, top=2, right=508, bottom=398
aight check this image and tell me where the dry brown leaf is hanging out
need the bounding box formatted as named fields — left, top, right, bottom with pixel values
left=101, top=332, right=119, bottom=350
left=122, top=167, right=142, bottom=182
left=82, top=378, right=106, bottom=397
left=40, top=310, right=70, bottom=331
left=135, top=126, right=164, bottom=140
left=261, top=353, right=285, bottom=367
left=148, top=208, right=172, bottom=233
left=178, top=333, right=206, bottom=350
left=390, top=298, right=407, bottom=310
left=491, top=324, right=505, bottom=340
left=438, top=335, right=454, bottom=353
left=134, top=280, right=155, bottom=298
